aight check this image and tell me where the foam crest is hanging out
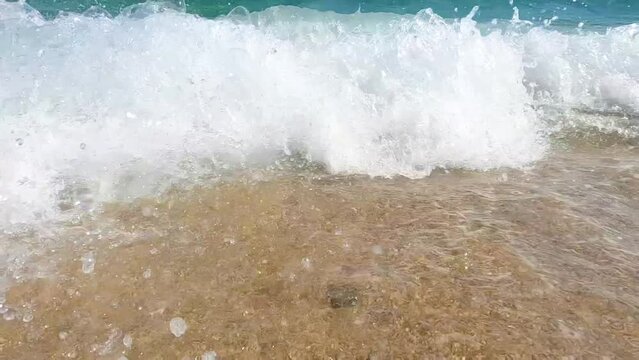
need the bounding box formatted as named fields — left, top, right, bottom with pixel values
left=522, top=23, right=639, bottom=113
left=0, top=2, right=637, bottom=225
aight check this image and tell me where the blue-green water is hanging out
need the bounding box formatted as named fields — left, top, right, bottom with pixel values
left=22, top=0, right=638, bottom=27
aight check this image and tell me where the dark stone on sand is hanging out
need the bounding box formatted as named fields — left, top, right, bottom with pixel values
left=326, top=284, right=359, bottom=308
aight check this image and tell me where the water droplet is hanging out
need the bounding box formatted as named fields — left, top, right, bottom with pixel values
left=80, top=143, right=86, bottom=150
left=15, top=138, right=24, bottom=146
left=169, top=317, right=187, bottom=337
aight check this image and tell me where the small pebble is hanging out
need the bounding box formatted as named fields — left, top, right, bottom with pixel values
left=326, top=285, right=359, bottom=308
left=3, top=310, right=15, bottom=321
left=59, top=331, right=69, bottom=340
left=170, top=317, right=187, bottom=337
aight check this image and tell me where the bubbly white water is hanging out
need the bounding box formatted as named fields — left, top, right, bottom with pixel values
left=0, top=1, right=637, bottom=225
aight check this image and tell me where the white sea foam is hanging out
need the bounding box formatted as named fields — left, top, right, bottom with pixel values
left=0, top=1, right=637, bottom=226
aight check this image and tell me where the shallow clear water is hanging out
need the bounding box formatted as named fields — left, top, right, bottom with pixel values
left=0, top=0, right=638, bottom=358
left=1, top=148, right=639, bottom=357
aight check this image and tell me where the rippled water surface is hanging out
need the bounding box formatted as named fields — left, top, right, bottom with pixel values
left=1, top=143, right=639, bottom=358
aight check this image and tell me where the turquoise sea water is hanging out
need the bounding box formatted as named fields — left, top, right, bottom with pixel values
left=23, top=0, right=638, bottom=27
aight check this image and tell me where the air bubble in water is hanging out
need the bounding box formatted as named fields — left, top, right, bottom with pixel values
left=123, top=333, right=133, bottom=348
left=301, top=257, right=312, bottom=270
left=202, top=351, right=218, bottom=360
left=81, top=251, right=96, bottom=274
left=169, top=317, right=187, bottom=337
left=3, top=309, right=15, bottom=321
left=22, top=309, right=33, bottom=322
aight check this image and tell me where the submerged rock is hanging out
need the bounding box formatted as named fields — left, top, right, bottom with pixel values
left=326, top=285, right=359, bottom=308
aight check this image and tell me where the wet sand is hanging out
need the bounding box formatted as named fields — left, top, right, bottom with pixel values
left=1, top=146, right=639, bottom=358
